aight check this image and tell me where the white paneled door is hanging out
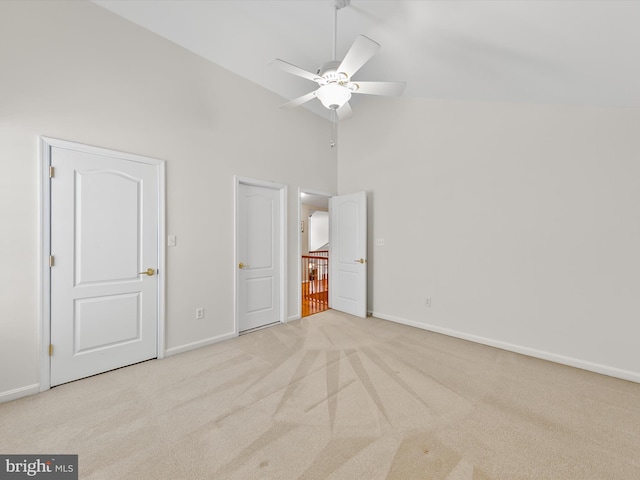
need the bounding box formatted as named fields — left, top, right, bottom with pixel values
left=49, top=141, right=161, bottom=386
left=330, top=191, right=367, bottom=318
left=237, top=182, right=283, bottom=332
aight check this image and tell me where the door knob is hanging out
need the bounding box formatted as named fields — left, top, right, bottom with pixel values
left=354, top=258, right=366, bottom=264
left=139, top=267, right=155, bottom=276
left=238, top=262, right=250, bottom=269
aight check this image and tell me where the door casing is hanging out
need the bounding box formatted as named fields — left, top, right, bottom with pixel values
left=40, top=137, right=166, bottom=392
left=234, top=176, right=287, bottom=334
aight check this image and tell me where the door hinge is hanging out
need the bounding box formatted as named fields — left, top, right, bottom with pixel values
left=49, top=255, right=55, bottom=267
left=49, top=344, right=53, bottom=356
left=49, top=166, right=55, bottom=178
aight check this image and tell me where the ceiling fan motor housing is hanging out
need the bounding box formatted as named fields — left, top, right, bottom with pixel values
left=316, top=60, right=347, bottom=83
left=332, top=0, right=350, bottom=10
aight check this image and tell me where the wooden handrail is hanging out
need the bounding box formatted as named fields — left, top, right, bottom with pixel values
left=307, top=250, right=328, bottom=257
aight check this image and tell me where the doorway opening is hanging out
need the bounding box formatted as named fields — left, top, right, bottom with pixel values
left=302, top=249, right=328, bottom=317
left=299, top=191, right=331, bottom=317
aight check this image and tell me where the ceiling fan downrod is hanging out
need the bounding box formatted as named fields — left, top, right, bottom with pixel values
left=331, top=0, right=350, bottom=61
left=329, top=0, right=348, bottom=147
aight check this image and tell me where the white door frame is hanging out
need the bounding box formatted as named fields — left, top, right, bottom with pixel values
left=39, top=137, right=166, bottom=392
left=234, top=176, right=287, bottom=334
left=296, top=188, right=335, bottom=320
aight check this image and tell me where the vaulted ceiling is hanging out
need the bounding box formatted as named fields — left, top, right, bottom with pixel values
left=93, top=1, right=640, bottom=120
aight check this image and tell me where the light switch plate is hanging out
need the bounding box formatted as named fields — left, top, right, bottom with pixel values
left=168, top=235, right=176, bottom=247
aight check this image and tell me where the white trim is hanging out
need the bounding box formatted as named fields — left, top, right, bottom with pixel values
left=288, top=314, right=302, bottom=322
left=164, top=332, right=238, bottom=357
left=234, top=176, right=287, bottom=333
left=40, top=139, right=52, bottom=392
left=371, top=311, right=640, bottom=384
left=297, top=188, right=335, bottom=318
left=0, top=384, right=40, bottom=404
left=157, top=161, right=166, bottom=360
left=40, top=136, right=166, bottom=392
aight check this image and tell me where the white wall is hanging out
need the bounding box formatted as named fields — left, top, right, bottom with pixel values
left=338, top=96, right=640, bottom=382
left=301, top=204, right=312, bottom=256
left=0, top=1, right=336, bottom=400
left=309, top=211, right=329, bottom=251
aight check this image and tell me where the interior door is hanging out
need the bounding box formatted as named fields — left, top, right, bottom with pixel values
left=330, top=191, right=367, bottom=317
left=50, top=144, right=160, bottom=386
left=237, top=183, right=281, bottom=332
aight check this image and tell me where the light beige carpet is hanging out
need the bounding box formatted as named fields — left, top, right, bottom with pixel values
left=1, top=311, right=639, bottom=479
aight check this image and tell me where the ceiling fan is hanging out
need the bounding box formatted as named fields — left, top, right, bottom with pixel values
left=270, top=0, right=406, bottom=122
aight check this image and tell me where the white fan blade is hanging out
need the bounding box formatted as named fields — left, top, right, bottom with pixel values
left=338, top=35, right=380, bottom=78
left=352, top=81, right=406, bottom=96
left=336, top=102, right=353, bottom=121
left=279, top=90, right=318, bottom=109
left=270, top=59, right=319, bottom=83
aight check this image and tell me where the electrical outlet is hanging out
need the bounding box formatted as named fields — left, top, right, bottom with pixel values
left=424, top=297, right=431, bottom=308
left=196, top=307, right=204, bottom=319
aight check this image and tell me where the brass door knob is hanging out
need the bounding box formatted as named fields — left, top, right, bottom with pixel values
left=139, top=268, right=155, bottom=276
left=354, top=258, right=366, bottom=264
left=238, top=262, right=250, bottom=269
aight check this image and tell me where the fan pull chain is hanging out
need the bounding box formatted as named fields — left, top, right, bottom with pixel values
left=330, top=110, right=337, bottom=148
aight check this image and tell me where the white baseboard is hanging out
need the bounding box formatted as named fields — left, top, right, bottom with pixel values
left=371, top=311, right=640, bottom=384
left=165, top=332, right=237, bottom=357
left=2, top=332, right=239, bottom=402
left=287, top=314, right=301, bottom=322
left=0, top=384, right=40, bottom=404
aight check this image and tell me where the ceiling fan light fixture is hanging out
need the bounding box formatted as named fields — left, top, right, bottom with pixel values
left=315, top=83, right=352, bottom=110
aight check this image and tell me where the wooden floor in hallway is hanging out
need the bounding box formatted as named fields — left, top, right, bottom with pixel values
left=302, top=279, right=328, bottom=317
